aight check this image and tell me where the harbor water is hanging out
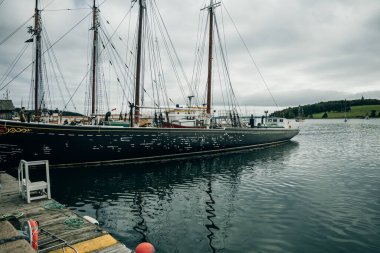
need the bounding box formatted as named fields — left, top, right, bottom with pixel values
left=50, top=119, right=380, bottom=253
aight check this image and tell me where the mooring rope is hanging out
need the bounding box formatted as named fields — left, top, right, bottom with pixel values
left=64, top=216, right=85, bottom=229
left=43, top=200, right=65, bottom=210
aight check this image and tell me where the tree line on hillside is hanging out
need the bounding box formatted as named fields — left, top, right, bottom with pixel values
left=271, top=98, right=380, bottom=119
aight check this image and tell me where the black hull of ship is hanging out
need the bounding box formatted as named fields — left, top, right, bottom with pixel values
left=0, top=120, right=299, bottom=168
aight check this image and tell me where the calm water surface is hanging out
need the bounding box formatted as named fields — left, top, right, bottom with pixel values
left=51, top=119, right=380, bottom=253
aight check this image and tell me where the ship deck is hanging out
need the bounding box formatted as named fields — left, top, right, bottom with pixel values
left=0, top=171, right=131, bottom=253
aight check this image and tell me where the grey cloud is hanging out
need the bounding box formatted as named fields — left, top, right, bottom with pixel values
left=234, top=89, right=380, bottom=107
left=0, top=0, right=379, bottom=111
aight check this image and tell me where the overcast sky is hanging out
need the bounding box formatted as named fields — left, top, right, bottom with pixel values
left=0, top=0, right=379, bottom=114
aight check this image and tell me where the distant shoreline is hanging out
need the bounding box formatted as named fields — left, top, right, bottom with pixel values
left=298, top=117, right=380, bottom=120
left=272, top=99, right=380, bottom=119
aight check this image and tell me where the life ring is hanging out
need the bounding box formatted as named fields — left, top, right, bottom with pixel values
left=22, top=219, right=39, bottom=250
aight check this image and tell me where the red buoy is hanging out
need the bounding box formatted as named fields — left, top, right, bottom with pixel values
left=135, top=242, right=155, bottom=253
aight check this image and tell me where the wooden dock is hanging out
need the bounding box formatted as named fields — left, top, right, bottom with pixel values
left=0, top=172, right=132, bottom=253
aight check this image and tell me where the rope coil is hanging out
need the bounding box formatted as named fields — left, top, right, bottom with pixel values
left=64, top=216, right=85, bottom=229
left=43, top=200, right=65, bottom=210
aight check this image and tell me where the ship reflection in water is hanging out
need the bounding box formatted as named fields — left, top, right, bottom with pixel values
left=51, top=142, right=299, bottom=253
left=27, top=120, right=380, bottom=253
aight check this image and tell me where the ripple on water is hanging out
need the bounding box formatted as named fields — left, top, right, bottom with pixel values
left=50, top=119, right=380, bottom=253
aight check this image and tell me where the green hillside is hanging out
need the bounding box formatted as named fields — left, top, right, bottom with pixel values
left=271, top=98, right=380, bottom=119
left=313, top=105, right=380, bottom=119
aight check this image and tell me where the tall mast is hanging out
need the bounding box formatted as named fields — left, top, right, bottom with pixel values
left=91, top=0, right=99, bottom=116
left=133, top=0, right=145, bottom=127
left=206, top=0, right=218, bottom=115
left=34, top=0, right=41, bottom=117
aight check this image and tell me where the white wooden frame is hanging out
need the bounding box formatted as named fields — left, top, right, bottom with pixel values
left=18, top=160, right=51, bottom=203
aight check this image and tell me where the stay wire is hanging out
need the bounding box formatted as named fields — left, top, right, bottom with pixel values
left=217, top=47, right=230, bottom=114
left=190, top=6, right=207, bottom=106
left=219, top=7, right=229, bottom=73
left=0, top=11, right=91, bottom=92
left=122, top=3, right=134, bottom=112
left=151, top=8, right=170, bottom=109
left=198, top=19, right=209, bottom=105
left=147, top=5, right=171, bottom=108
left=150, top=2, right=187, bottom=105
left=193, top=14, right=209, bottom=106
left=0, top=43, right=29, bottom=89
left=99, top=19, right=130, bottom=83
left=214, top=38, right=231, bottom=113
left=42, top=11, right=92, bottom=56
left=0, top=63, right=32, bottom=92
left=28, top=54, right=35, bottom=109
left=145, top=13, right=159, bottom=108
left=42, top=23, right=77, bottom=111
left=0, top=16, right=34, bottom=47
left=151, top=0, right=191, bottom=93
left=98, top=2, right=136, bottom=55
left=42, top=29, right=66, bottom=110
left=85, top=16, right=92, bottom=115
left=43, top=8, right=91, bottom=12
left=43, top=33, right=64, bottom=109
left=214, top=17, right=241, bottom=113
left=84, top=2, right=136, bottom=114
left=98, top=28, right=129, bottom=106
left=97, top=3, right=136, bottom=109
left=98, top=0, right=108, bottom=8
left=42, top=51, right=52, bottom=110
left=40, top=0, right=56, bottom=11
left=222, top=3, right=279, bottom=110
left=144, top=14, right=163, bottom=109
left=63, top=70, right=89, bottom=113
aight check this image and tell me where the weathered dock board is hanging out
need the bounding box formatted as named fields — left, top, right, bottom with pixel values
left=0, top=172, right=131, bottom=253
left=0, top=220, right=36, bottom=253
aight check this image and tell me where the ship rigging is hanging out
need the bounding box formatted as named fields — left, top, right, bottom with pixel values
left=0, top=0, right=299, bottom=167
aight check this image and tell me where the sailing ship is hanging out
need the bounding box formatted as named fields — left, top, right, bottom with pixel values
left=295, top=105, right=304, bottom=122
left=0, top=0, right=299, bottom=167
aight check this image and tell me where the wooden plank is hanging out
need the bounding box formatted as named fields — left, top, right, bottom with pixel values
left=0, top=221, right=35, bottom=253
left=0, top=173, right=131, bottom=253
left=94, top=243, right=133, bottom=253
left=0, top=240, right=36, bottom=253
left=49, top=234, right=118, bottom=253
